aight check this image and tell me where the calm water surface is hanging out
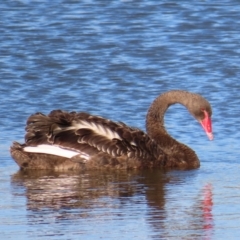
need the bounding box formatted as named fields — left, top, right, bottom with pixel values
left=1, top=1, right=240, bottom=239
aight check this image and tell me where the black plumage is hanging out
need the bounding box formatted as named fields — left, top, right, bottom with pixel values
left=10, top=90, right=213, bottom=170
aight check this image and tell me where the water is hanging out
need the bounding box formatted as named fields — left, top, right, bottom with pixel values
left=1, top=0, right=240, bottom=239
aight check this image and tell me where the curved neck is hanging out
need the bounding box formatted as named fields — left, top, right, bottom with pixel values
left=146, top=90, right=191, bottom=140
left=145, top=90, right=201, bottom=169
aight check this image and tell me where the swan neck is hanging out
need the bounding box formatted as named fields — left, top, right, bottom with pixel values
left=146, top=91, right=189, bottom=137
left=145, top=90, right=201, bottom=169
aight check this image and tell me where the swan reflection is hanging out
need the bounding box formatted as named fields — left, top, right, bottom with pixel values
left=11, top=169, right=213, bottom=239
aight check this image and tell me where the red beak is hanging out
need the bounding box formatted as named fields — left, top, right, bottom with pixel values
left=200, top=110, right=214, bottom=140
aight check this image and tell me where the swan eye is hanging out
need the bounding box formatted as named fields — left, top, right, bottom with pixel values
left=200, top=109, right=206, bottom=117
left=196, top=108, right=206, bottom=120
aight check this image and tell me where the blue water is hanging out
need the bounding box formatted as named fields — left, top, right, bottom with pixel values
left=1, top=1, right=240, bottom=239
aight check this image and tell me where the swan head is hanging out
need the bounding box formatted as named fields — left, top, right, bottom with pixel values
left=188, top=95, right=213, bottom=141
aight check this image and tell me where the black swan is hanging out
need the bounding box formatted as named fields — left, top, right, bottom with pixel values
left=10, top=90, right=213, bottom=170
